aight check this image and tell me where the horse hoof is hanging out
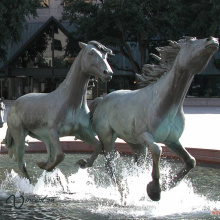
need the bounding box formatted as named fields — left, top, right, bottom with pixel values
left=147, top=181, right=161, bottom=201
left=36, top=162, right=47, bottom=170
left=76, top=159, right=87, bottom=168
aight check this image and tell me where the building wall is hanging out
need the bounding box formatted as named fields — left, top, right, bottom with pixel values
left=27, top=0, right=64, bottom=22
left=27, top=0, right=97, bottom=22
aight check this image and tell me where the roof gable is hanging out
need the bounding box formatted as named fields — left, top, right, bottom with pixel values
left=0, top=16, right=70, bottom=71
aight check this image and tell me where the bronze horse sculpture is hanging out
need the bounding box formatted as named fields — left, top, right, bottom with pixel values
left=4, top=41, right=113, bottom=182
left=83, top=37, right=218, bottom=201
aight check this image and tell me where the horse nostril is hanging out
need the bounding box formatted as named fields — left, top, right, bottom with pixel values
left=103, top=70, right=108, bottom=74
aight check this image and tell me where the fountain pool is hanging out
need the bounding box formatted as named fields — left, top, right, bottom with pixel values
left=0, top=153, right=219, bottom=219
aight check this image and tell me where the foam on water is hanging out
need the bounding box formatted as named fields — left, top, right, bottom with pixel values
left=0, top=155, right=219, bottom=219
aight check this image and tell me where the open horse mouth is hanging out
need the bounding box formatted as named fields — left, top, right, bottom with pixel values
left=103, top=75, right=113, bottom=82
left=205, top=43, right=219, bottom=50
left=205, top=38, right=219, bottom=50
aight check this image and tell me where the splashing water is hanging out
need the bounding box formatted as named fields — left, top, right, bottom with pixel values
left=0, top=153, right=219, bottom=219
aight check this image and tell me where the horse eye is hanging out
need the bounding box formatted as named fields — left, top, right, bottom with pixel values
left=89, top=50, right=95, bottom=55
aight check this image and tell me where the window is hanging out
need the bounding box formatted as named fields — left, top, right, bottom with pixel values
left=11, top=25, right=68, bottom=69
left=54, top=39, right=62, bottom=51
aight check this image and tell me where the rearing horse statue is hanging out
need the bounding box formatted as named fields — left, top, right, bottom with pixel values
left=86, top=37, right=219, bottom=201
left=4, top=41, right=113, bottom=182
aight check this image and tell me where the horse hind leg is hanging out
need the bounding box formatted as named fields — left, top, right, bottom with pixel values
left=12, top=131, right=31, bottom=182
left=100, top=131, right=128, bottom=204
left=165, top=141, right=196, bottom=189
left=127, top=142, right=148, bottom=167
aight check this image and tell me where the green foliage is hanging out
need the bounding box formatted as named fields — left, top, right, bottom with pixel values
left=61, top=0, right=220, bottom=74
left=179, top=0, right=220, bottom=38
left=0, top=0, right=40, bottom=62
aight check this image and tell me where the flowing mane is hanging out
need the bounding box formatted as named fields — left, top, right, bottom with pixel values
left=88, top=41, right=114, bottom=56
left=137, top=38, right=192, bottom=88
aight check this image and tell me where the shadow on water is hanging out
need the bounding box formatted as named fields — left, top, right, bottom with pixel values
left=0, top=153, right=219, bottom=219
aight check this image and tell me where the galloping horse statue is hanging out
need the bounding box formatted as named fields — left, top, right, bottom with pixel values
left=4, top=41, right=113, bottom=182
left=85, top=37, right=219, bottom=201
left=0, top=98, right=5, bottom=128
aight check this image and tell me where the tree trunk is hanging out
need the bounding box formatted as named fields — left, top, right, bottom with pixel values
left=121, top=33, right=140, bottom=75
left=139, top=40, right=148, bottom=69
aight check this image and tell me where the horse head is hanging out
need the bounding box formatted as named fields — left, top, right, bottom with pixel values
left=79, top=41, right=114, bottom=81
left=176, top=37, right=219, bottom=74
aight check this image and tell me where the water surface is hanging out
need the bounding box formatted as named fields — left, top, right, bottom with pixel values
left=0, top=153, right=219, bottom=219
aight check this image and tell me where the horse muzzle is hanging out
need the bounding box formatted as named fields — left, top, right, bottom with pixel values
left=103, top=70, right=113, bottom=81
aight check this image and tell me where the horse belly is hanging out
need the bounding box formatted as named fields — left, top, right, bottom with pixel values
left=109, top=116, right=139, bottom=144
left=58, top=122, right=79, bottom=136
left=58, top=112, right=90, bottom=137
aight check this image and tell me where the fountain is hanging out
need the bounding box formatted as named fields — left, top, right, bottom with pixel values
left=0, top=37, right=219, bottom=219
left=0, top=153, right=219, bottom=219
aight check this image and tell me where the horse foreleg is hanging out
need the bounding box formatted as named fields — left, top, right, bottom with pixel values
left=29, top=134, right=56, bottom=170
left=165, top=141, right=196, bottom=189
left=76, top=129, right=103, bottom=168
left=44, top=129, right=65, bottom=171
left=37, top=140, right=56, bottom=170
left=138, top=132, right=162, bottom=201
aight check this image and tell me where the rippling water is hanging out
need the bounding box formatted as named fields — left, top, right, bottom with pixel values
left=0, top=153, right=219, bottom=219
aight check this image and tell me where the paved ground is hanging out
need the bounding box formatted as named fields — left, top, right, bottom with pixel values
left=180, top=106, right=220, bottom=149
left=1, top=104, right=220, bottom=150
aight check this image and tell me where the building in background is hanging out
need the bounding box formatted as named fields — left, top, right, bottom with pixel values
left=0, top=16, right=73, bottom=99
left=0, top=0, right=220, bottom=102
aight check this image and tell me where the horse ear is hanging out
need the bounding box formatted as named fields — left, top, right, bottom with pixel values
left=79, top=42, right=87, bottom=49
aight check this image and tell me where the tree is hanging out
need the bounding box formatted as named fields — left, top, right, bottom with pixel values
left=179, top=0, right=220, bottom=38
left=61, top=0, right=220, bottom=75
left=0, top=0, right=40, bottom=61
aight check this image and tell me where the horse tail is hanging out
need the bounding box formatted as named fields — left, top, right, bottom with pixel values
left=88, top=97, right=103, bottom=122
left=3, top=129, right=15, bottom=159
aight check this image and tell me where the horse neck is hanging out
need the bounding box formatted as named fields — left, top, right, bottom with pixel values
left=145, top=61, right=194, bottom=118
left=58, top=52, right=90, bottom=110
